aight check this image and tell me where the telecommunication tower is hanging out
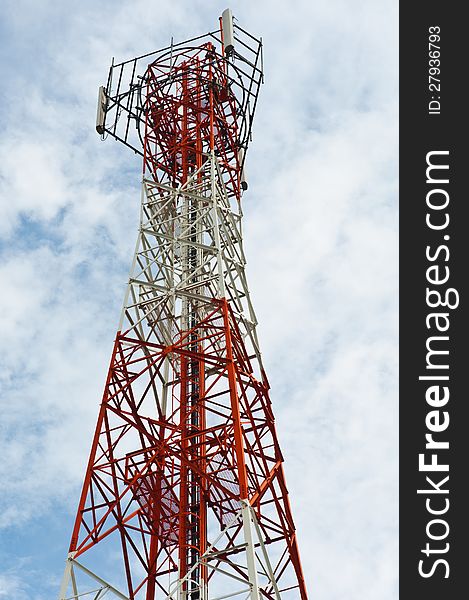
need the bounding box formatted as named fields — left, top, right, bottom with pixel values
left=58, top=9, right=308, bottom=600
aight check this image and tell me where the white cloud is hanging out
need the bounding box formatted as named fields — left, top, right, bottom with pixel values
left=0, top=572, right=27, bottom=599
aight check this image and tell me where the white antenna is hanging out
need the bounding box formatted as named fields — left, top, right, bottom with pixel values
left=222, top=8, right=235, bottom=55
left=96, top=86, right=106, bottom=134
left=238, top=148, right=248, bottom=190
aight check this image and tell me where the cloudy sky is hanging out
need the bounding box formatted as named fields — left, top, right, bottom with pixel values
left=0, top=1, right=397, bottom=598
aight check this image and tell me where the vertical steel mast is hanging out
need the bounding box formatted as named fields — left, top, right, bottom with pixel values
left=59, top=9, right=308, bottom=600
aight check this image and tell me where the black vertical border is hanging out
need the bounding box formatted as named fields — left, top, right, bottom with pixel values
left=400, top=3, right=467, bottom=598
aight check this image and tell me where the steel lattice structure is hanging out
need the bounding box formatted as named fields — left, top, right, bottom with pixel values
left=59, top=9, right=308, bottom=600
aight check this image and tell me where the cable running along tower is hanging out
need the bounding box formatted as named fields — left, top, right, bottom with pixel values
left=59, top=9, right=308, bottom=600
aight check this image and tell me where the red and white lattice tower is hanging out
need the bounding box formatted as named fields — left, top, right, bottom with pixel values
left=58, top=9, right=308, bottom=600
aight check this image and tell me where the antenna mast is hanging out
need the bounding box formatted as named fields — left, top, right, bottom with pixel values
left=59, top=9, right=308, bottom=600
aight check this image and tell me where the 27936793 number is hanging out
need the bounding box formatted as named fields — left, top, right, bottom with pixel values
left=428, top=26, right=441, bottom=114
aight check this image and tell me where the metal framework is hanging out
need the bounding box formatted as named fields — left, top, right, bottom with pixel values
left=59, top=9, right=308, bottom=600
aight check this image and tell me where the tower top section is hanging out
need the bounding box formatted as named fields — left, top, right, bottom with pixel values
left=96, top=8, right=263, bottom=198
